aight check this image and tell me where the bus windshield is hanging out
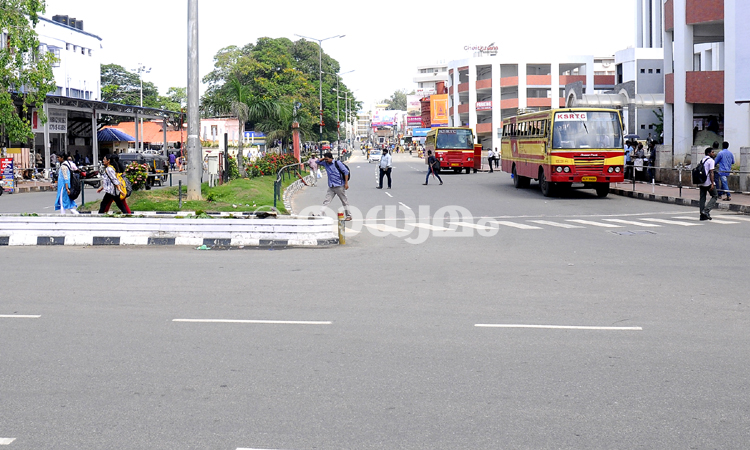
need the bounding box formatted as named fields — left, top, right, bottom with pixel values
left=552, top=112, right=623, bottom=149
left=436, top=129, right=474, bottom=149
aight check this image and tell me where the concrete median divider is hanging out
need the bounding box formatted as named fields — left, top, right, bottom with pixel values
left=0, top=214, right=338, bottom=247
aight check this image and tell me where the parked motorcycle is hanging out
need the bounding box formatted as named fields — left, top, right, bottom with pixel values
left=79, top=168, right=101, bottom=189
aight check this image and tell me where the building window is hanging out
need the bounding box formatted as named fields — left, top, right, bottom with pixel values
left=640, top=69, right=646, bottom=73
left=648, top=69, right=653, bottom=73
left=49, top=47, right=61, bottom=67
left=656, top=69, right=661, bottom=74
left=641, top=124, right=646, bottom=129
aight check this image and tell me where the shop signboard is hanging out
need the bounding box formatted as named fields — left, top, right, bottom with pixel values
left=407, top=95, right=421, bottom=127
left=1, top=158, right=15, bottom=193
left=476, top=101, right=493, bottom=111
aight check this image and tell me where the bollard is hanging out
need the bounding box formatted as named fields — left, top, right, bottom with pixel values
left=337, top=212, right=346, bottom=245
left=81, top=180, right=85, bottom=205
left=652, top=177, right=655, bottom=194
left=178, top=180, right=183, bottom=209
left=678, top=167, right=682, bottom=197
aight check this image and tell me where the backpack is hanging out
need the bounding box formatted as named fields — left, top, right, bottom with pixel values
left=335, top=160, right=351, bottom=182
left=691, top=157, right=709, bottom=184
left=430, top=156, right=440, bottom=172
left=64, top=162, right=81, bottom=201
left=117, top=172, right=133, bottom=199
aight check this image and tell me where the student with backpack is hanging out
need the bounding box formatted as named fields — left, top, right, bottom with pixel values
left=423, top=150, right=443, bottom=185
left=54, top=153, right=79, bottom=215
left=696, top=147, right=718, bottom=221
left=97, top=154, right=132, bottom=214
left=315, top=151, right=352, bottom=221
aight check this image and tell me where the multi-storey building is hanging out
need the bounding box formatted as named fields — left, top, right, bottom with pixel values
left=357, top=111, right=371, bottom=140
left=37, top=15, right=102, bottom=100
left=663, top=0, right=750, bottom=163
left=446, top=54, right=614, bottom=149
left=413, top=62, right=449, bottom=96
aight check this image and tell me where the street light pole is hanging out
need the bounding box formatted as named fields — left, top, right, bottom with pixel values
left=132, top=63, right=151, bottom=152
left=294, top=34, right=345, bottom=155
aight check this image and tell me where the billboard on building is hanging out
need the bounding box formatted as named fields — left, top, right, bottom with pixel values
left=412, top=128, right=431, bottom=137
left=738, top=1, right=750, bottom=103
left=407, top=95, right=421, bottom=127
left=430, top=94, right=449, bottom=127
left=372, top=110, right=396, bottom=127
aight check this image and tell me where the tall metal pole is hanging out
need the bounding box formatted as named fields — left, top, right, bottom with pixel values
left=139, top=76, right=143, bottom=152
left=186, top=0, right=202, bottom=200
left=336, top=76, right=340, bottom=158
left=318, top=43, right=322, bottom=151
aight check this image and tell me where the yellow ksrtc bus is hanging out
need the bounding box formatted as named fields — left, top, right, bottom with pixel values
left=501, top=108, right=624, bottom=197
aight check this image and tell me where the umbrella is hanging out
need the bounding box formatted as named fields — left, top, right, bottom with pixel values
left=98, top=128, right=136, bottom=142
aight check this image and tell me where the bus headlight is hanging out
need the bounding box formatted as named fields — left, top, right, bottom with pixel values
left=467, top=158, right=473, bottom=162
left=614, top=166, right=621, bottom=173
left=555, top=166, right=563, bottom=173
left=563, top=166, right=571, bottom=173
left=608, top=167, right=614, bottom=173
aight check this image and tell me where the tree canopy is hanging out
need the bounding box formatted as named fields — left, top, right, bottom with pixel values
left=101, top=63, right=160, bottom=107
left=0, top=0, right=57, bottom=144
left=202, top=37, right=361, bottom=144
left=380, top=89, right=411, bottom=111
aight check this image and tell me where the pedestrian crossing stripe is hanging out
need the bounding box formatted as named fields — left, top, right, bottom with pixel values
left=566, top=219, right=622, bottom=228
left=412, top=222, right=451, bottom=231
left=673, top=216, right=740, bottom=225
left=528, top=220, right=584, bottom=229
left=602, top=219, right=662, bottom=227
left=488, top=221, right=542, bottom=230
left=448, top=221, right=495, bottom=231
left=641, top=218, right=701, bottom=226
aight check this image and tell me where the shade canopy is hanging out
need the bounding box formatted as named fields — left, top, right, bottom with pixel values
left=98, top=128, right=135, bottom=142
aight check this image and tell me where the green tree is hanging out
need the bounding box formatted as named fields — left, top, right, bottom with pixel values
left=380, top=89, right=409, bottom=111
left=101, top=63, right=159, bottom=107
left=0, top=0, right=57, bottom=144
left=157, top=86, right=186, bottom=112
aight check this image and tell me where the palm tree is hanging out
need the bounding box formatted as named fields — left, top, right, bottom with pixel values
left=227, top=76, right=280, bottom=177
left=256, top=101, right=314, bottom=155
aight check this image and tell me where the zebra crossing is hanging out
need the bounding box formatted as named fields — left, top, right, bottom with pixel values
left=354, top=213, right=747, bottom=237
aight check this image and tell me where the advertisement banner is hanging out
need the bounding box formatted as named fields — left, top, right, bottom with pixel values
left=476, top=101, right=493, bottom=111
left=407, top=95, right=421, bottom=128
left=412, top=128, right=431, bottom=137
left=372, top=110, right=396, bottom=127
left=430, top=94, right=449, bottom=127
left=407, top=116, right=422, bottom=126
left=1, top=158, right=15, bottom=193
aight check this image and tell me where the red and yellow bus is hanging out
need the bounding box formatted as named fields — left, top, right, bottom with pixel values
left=424, top=127, right=482, bottom=174
left=501, top=108, right=624, bottom=197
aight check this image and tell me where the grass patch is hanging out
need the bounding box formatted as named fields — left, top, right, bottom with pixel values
left=79, top=176, right=301, bottom=214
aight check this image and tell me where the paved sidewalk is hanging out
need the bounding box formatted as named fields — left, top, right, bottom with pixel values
left=610, top=180, right=750, bottom=214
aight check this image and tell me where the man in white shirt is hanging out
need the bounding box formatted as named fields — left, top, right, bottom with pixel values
left=377, top=148, right=392, bottom=189
left=487, top=148, right=494, bottom=173
left=699, top=147, right=718, bottom=221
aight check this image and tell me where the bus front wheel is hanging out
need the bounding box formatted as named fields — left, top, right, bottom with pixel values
left=512, top=166, right=529, bottom=189
left=539, top=169, right=553, bottom=197
left=595, top=183, right=610, bottom=198
left=465, top=167, right=471, bottom=174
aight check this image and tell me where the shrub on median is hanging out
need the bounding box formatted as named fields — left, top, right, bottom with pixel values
left=245, top=153, right=299, bottom=178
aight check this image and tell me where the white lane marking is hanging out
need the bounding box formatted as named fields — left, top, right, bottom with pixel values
left=398, top=202, right=411, bottom=210
left=642, top=218, right=702, bottom=227
left=449, top=221, right=495, bottom=231
left=475, top=324, right=642, bottom=331
left=488, top=221, right=542, bottom=230
left=566, top=219, right=623, bottom=228
left=673, top=216, right=739, bottom=224
left=602, top=219, right=662, bottom=227
left=0, top=315, right=41, bottom=319
left=0, top=438, right=16, bottom=445
left=411, top=222, right=451, bottom=231
left=173, top=319, right=332, bottom=325
left=385, top=192, right=393, bottom=198
left=363, top=223, right=404, bottom=233
left=528, top=220, right=584, bottom=229
left=718, top=215, right=750, bottom=222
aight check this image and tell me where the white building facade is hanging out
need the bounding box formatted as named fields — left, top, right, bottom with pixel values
left=36, top=16, right=102, bottom=100
left=446, top=54, right=606, bottom=150
left=413, top=62, right=449, bottom=96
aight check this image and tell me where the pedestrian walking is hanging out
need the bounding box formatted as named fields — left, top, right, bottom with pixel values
left=378, top=149, right=392, bottom=189
left=698, top=147, right=718, bottom=221
left=487, top=148, right=494, bottom=173
left=494, top=147, right=500, bottom=168
left=714, top=141, right=734, bottom=201
left=306, top=155, right=319, bottom=187
left=97, top=154, right=132, bottom=214
left=624, top=140, right=634, bottom=179
left=316, top=152, right=351, bottom=221
left=54, top=153, right=79, bottom=215
left=423, top=150, right=443, bottom=185
left=169, top=152, right=176, bottom=171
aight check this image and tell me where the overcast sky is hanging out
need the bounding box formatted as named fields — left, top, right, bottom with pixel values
left=44, top=0, right=637, bottom=111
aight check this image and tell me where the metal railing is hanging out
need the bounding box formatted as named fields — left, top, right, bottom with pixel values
left=619, top=164, right=750, bottom=197
left=274, top=162, right=307, bottom=209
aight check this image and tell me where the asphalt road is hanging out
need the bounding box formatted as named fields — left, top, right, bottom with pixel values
left=2, top=153, right=749, bottom=449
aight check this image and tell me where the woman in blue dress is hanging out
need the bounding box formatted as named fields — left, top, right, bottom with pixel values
left=55, top=153, right=79, bottom=214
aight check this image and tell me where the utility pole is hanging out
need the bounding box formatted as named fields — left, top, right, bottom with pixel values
left=186, top=0, right=202, bottom=200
